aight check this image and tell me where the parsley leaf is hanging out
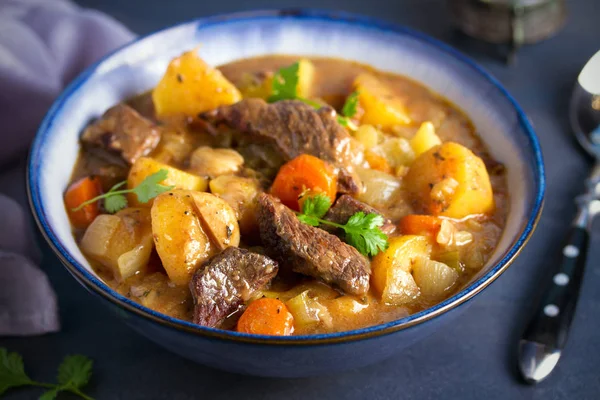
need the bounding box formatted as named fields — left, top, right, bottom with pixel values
left=131, top=169, right=173, bottom=203
left=57, top=355, right=93, bottom=389
left=295, top=195, right=389, bottom=257
left=343, top=212, right=389, bottom=257
left=300, top=192, right=332, bottom=219
left=337, top=92, right=359, bottom=129
left=296, top=214, right=320, bottom=227
left=336, top=115, right=358, bottom=130
left=71, top=169, right=174, bottom=214
left=0, top=348, right=33, bottom=395
left=268, top=62, right=300, bottom=102
left=297, top=192, right=332, bottom=226
left=104, top=195, right=128, bottom=214
left=341, top=91, right=359, bottom=118
left=39, top=387, right=60, bottom=400
left=0, top=348, right=94, bottom=400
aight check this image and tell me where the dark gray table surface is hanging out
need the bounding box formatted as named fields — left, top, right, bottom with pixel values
left=2, top=0, right=600, bottom=399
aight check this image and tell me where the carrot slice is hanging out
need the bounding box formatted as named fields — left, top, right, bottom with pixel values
left=270, top=154, right=337, bottom=211
left=64, top=176, right=103, bottom=228
left=237, top=298, right=294, bottom=336
left=399, top=215, right=443, bottom=238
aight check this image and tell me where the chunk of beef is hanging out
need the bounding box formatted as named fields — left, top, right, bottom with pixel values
left=200, top=99, right=363, bottom=194
left=324, top=195, right=396, bottom=236
left=189, top=247, right=278, bottom=328
left=81, top=104, right=161, bottom=165
left=337, top=168, right=362, bottom=194
left=257, top=193, right=370, bottom=296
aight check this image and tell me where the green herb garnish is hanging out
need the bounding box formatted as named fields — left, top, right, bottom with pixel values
left=337, top=91, right=359, bottom=129
left=297, top=193, right=331, bottom=226
left=342, top=91, right=359, bottom=118
left=268, top=62, right=358, bottom=130
left=296, top=193, right=389, bottom=257
left=71, top=169, right=174, bottom=214
left=268, top=62, right=300, bottom=103
left=343, top=212, right=389, bottom=258
left=0, top=348, right=94, bottom=400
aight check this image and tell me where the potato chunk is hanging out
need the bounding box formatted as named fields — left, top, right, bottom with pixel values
left=353, top=73, right=411, bottom=130
left=151, top=191, right=211, bottom=285
left=189, top=147, right=244, bottom=178
left=296, top=58, right=316, bottom=98
left=152, top=49, right=242, bottom=118
left=127, top=157, right=207, bottom=207
left=374, top=137, right=415, bottom=169
left=189, top=191, right=240, bottom=251
left=404, top=142, right=494, bottom=219
left=354, top=124, right=382, bottom=149
left=237, top=72, right=274, bottom=100
left=150, top=129, right=199, bottom=165
left=80, top=208, right=153, bottom=281
left=209, top=175, right=261, bottom=235
left=410, top=121, right=441, bottom=157
left=371, top=235, right=432, bottom=305
left=151, top=190, right=239, bottom=285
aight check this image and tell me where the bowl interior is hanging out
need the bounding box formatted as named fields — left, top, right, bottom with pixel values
left=29, top=10, right=544, bottom=341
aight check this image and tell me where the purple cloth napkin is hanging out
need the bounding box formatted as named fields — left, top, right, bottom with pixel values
left=0, top=0, right=135, bottom=336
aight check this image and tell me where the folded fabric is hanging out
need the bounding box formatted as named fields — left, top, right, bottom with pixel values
left=0, top=0, right=135, bottom=336
left=0, top=0, right=135, bottom=164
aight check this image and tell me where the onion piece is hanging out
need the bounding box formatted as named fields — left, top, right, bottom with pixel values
left=80, top=215, right=121, bottom=259
left=117, top=235, right=153, bottom=280
left=355, top=167, right=401, bottom=207
left=286, top=291, right=333, bottom=329
left=413, top=256, right=459, bottom=298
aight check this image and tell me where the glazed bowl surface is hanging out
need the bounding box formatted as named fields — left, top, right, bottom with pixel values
left=28, top=9, right=544, bottom=377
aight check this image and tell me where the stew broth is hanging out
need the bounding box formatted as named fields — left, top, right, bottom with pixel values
left=68, top=55, right=507, bottom=335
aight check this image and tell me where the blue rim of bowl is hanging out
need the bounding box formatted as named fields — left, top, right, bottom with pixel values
left=28, top=8, right=545, bottom=345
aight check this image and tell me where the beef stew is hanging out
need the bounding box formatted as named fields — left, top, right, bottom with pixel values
left=64, top=51, right=508, bottom=335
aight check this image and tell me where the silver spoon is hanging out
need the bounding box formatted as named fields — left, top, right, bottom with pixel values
left=518, top=50, right=600, bottom=383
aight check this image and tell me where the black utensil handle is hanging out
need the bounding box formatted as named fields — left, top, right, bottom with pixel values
left=522, top=226, right=589, bottom=349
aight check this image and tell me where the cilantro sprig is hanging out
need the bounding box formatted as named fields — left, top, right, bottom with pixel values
left=297, top=193, right=331, bottom=226
left=343, top=212, right=390, bottom=258
left=72, top=169, right=174, bottom=214
left=0, top=348, right=94, bottom=400
left=268, top=62, right=301, bottom=103
left=268, top=62, right=359, bottom=130
left=296, top=193, right=389, bottom=257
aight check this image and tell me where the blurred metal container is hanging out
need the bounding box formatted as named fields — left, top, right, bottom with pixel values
left=449, top=0, right=566, bottom=62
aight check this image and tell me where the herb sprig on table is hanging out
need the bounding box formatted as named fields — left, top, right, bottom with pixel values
left=72, top=169, right=174, bottom=214
left=268, top=62, right=359, bottom=130
left=0, top=348, right=94, bottom=400
left=296, top=193, right=389, bottom=257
